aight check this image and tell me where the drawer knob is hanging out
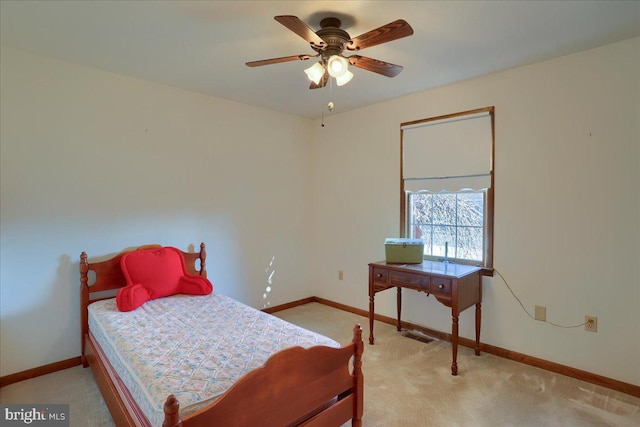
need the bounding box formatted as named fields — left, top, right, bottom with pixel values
left=377, top=273, right=383, bottom=279
left=438, top=284, right=444, bottom=289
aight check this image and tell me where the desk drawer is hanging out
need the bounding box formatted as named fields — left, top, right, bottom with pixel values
left=431, top=277, right=452, bottom=295
left=389, top=271, right=429, bottom=290
left=372, top=267, right=389, bottom=284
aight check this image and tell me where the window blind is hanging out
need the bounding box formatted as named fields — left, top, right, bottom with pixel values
left=401, top=110, right=492, bottom=192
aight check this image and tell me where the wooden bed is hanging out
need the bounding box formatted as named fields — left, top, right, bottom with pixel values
left=80, top=243, right=364, bottom=427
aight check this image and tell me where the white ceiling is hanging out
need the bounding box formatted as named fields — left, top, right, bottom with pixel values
left=1, top=1, right=638, bottom=119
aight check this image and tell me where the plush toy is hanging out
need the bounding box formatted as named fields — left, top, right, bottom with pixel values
left=116, top=246, right=212, bottom=312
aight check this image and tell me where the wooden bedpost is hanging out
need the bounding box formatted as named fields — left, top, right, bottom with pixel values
left=80, top=251, right=89, bottom=368
left=199, top=242, right=207, bottom=277
left=352, top=323, right=364, bottom=427
left=162, top=395, right=182, bottom=427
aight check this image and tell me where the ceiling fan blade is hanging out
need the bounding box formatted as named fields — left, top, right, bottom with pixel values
left=348, top=55, right=404, bottom=77
left=309, top=70, right=329, bottom=89
left=246, top=54, right=312, bottom=67
left=275, top=15, right=327, bottom=48
left=347, top=19, right=413, bottom=51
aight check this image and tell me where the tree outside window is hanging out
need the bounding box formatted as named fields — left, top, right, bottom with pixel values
left=408, top=190, right=485, bottom=263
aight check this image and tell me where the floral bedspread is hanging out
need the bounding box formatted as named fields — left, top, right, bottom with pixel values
left=88, top=293, right=339, bottom=426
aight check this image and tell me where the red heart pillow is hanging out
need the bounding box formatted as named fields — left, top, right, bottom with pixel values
left=116, top=246, right=212, bottom=312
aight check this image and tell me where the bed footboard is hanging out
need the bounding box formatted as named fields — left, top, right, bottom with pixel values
left=163, top=324, right=364, bottom=427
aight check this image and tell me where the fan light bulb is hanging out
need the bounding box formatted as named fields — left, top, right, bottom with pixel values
left=327, top=55, right=348, bottom=78
left=336, top=70, right=353, bottom=87
left=304, top=62, right=325, bottom=85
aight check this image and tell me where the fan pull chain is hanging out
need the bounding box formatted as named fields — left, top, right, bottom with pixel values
left=326, top=76, right=335, bottom=120
left=321, top=76, right=326, bottom=127
left=320, top=72, right=337, bottom=127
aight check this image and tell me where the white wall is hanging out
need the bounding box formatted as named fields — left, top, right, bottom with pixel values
left=2, top=38, right=639, bottom=387
left=0, top=47, right=314, bottom=376
left=311, top=38, right=640, bottom=386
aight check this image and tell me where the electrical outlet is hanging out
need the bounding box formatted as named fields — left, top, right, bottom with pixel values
left=534, top=305, right=546, bottom=321
left=338, top=270, right=344, bottom=280
left=585, top=315, right=597, bottom=332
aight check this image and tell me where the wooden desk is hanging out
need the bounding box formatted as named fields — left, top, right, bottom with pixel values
left=368, top=261, right=483, bottom=375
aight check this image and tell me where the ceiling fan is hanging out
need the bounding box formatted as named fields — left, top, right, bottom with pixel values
left=246, top=15, right=414, bottom=89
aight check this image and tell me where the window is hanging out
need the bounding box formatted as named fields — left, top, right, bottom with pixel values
left=408, top=190, right=485, bottom=262
left=400, top=107, right=494, bottom=268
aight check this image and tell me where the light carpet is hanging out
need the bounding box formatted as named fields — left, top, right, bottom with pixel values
left=1, top=302, right=638, bottom=426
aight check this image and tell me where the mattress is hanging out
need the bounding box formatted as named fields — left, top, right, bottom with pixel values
left=88, top=293, right=340, bottom=426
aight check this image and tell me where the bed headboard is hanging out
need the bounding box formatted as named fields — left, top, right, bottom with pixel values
left=80, top=243, right=207, bottom=295
left=80, top=243, right=207, bottom=363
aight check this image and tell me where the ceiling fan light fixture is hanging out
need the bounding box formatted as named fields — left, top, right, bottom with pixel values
left=304, top=62, right=325, bottom=84
left=247, top=16, right=414, bottom=91
left=336, top=70, right=354, bottom=86
left=327, top=55, right=348, bottom=78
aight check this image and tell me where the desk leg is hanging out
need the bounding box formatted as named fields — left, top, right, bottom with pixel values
left=451, top=315, right=459, bottom=376
left=475, top=302, right=482, bottom=356
left=369, top=293, right=375, bottom=345
left=396, top=287, right=402, bottom=331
